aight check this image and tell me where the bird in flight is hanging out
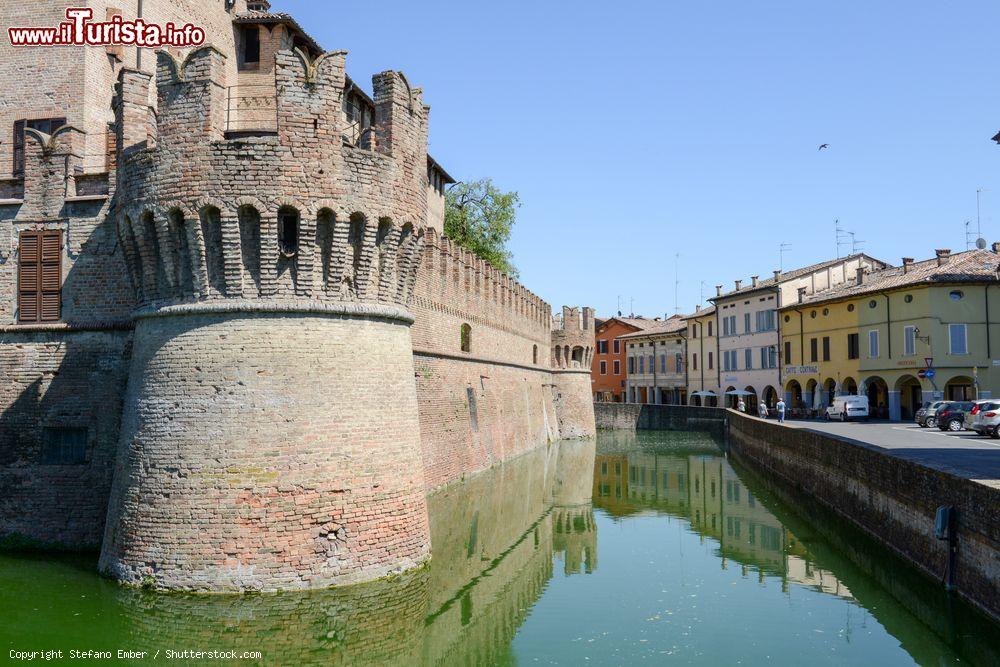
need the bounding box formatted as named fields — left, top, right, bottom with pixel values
left=818, top=143, right=829, bottom=150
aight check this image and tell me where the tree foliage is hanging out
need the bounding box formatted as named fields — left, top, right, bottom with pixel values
left=444, top=178, right=521, bottom=277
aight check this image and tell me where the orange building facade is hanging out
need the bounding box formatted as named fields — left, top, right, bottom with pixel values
left=592, top=317, right=652, bottom=402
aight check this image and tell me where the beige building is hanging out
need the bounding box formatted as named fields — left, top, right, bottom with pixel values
left=620, top=315, right=688, bottom=404
left=683, top=304, right=718, bottom=406
left=710, top=255, right=887, bottom=412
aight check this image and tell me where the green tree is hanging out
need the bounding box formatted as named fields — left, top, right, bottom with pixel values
left=444, top=178, right=521, bottom=277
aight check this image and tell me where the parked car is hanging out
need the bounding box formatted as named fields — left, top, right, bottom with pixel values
left=964, top=400, right=995, bottom=430
left=916, top=400, right=949, bottom=428
left=936, top=401, right=977, bottom=431
left=968, top=401, right=1000, bottom=436
left=825, top=395, right=869, bottom=422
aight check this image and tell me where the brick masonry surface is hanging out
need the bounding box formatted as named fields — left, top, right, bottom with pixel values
left=1, top=3, right=596, bottom=591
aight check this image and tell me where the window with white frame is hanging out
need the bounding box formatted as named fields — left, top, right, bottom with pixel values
left=613, top=359, right=620, bottom=375
left=949, top=323, right=968, bottom=355
left=744, top=312, right=751, bottom=333
left=868, top=330, right=879, bottom=358
left=600, top=360, right=607, bottom=375
left=745, top=348, right=752, bottom=370
left=613, top=340, right=620, bottom=354
left=639, top=356, right=645, bottom=373
left=723, top=317, right=730, bottom=337
left=903, top=326, right=916, bottom=356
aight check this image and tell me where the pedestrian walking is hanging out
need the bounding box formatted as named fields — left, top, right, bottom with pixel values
left=758, top=401, right=769, bottom=419
left=777, top=398, right=786, bottom=423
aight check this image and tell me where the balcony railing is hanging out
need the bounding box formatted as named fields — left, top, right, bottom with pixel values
left=226, top=84, right=278, bottom=134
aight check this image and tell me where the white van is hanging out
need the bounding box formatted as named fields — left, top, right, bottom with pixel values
left=825, top=395, right=869, bottom=422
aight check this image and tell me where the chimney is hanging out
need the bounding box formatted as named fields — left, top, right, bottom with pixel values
left=773, top=269, right=782, bottom=281
left=935, top=249, right=951, bottom=266
left=695, top=304, right=701, bottom=313
left=751, top=275, right=759, bottom=288
left=992, top=242, right=1000, bottom=254
left=855, top=267, right=865, bottom=285
left=902, top=257, right=914, bottom=273
left=734, top=280, right=742, bottom=290
left=716, top=285, right=722, bottom=297
left=797, top=287, right=807, bottom=304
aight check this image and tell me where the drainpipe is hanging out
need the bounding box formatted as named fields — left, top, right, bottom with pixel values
left=683, top=333, right=689, bottom=404
left=136, top=0, right=144, bottom=69
left=986, top=285, right=992, bottom=360
left=884, top=293, right=892, bottom=359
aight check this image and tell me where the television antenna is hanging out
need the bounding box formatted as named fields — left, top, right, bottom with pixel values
left=674, top=253, right=681, bottom=314
left=835, top=219, right=852, bottom=258
left=849, top=231, right=864, bottom=254
left=779, top=242, right=792, bottom=271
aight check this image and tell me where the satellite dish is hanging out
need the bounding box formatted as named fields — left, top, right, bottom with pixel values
left=977, top=237, right=988, bottom=249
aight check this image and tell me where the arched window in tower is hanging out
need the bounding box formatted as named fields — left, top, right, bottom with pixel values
left=278, top=207, right=300, bottom=256
left=460, top=323, right=471, bottom=353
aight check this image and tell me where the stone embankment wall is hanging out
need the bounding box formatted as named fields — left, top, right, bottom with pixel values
left=594, top=402, right=727, bottom=435
left=595, top=401, right=999, bottom=622
left=726, top=411, right=1000, bottom=622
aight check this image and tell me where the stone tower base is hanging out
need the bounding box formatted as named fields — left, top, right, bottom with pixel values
left=99, top=304, right=430, bottom=591
left=552, top=370, right=597, bottom=439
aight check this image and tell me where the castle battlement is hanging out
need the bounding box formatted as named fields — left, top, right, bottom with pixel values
left=415, top=228, right=551, bottom=340
left=551, top=306, right=595, bottom=370
left=113, top=44, right=431, bottom=315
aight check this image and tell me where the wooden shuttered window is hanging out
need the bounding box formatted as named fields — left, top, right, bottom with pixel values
left=18, top=230, right=62, bottom=323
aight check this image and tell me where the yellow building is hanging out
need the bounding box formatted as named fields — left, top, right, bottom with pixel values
left=780, top=285, right=863, bottom=414
left=780, top=248, right=1000, bottom=420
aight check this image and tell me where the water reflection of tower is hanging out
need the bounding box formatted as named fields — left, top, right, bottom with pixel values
left=552, top=440, right=598, bottom=575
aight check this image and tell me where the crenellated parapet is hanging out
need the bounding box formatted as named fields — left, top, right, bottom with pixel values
left=551, top=306, right=595, bottom=369
left=112, top=44, right=431, bottom=317
left=412, top=228, right=551, bottom=345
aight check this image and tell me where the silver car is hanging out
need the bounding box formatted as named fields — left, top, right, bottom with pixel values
left=968, top=401, right=1000, bottom=436
left=918, top=400, right=949, bottom=428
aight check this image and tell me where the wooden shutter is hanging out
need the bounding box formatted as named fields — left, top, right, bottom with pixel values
left=18, top=230, right=62, bottom=323
left=12, top=119, right=25, bottom=177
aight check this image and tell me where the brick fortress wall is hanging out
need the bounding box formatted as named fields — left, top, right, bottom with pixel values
left=100, top=45, right=432, bottom=591
left=550, top=306, right=598, bottom=439
left=409, top=231, right=562, bottom=489
left=0, top=117, right=134, bottom=549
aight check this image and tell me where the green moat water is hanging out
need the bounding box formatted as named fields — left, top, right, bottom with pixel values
left=2, top=431, right=998, bottom=666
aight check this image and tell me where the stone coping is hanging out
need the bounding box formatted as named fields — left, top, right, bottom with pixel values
left=134, top=300, right=415, bottom=324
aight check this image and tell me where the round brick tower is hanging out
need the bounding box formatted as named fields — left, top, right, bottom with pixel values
left=99, top=47, right=432, bottom=590
left=551, top=306, right=597, bottom=439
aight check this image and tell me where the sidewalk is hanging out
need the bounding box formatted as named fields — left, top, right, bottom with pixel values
left=761, top=417, right=1000, bottom=489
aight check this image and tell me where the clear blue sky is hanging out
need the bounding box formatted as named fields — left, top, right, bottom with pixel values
left=278, top=0, right=1000, bottom=319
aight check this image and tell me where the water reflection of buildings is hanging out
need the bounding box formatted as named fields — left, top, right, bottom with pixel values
left=594, top=446, right=852, bottom=600
left=113, top=439, right=597, bottom=666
